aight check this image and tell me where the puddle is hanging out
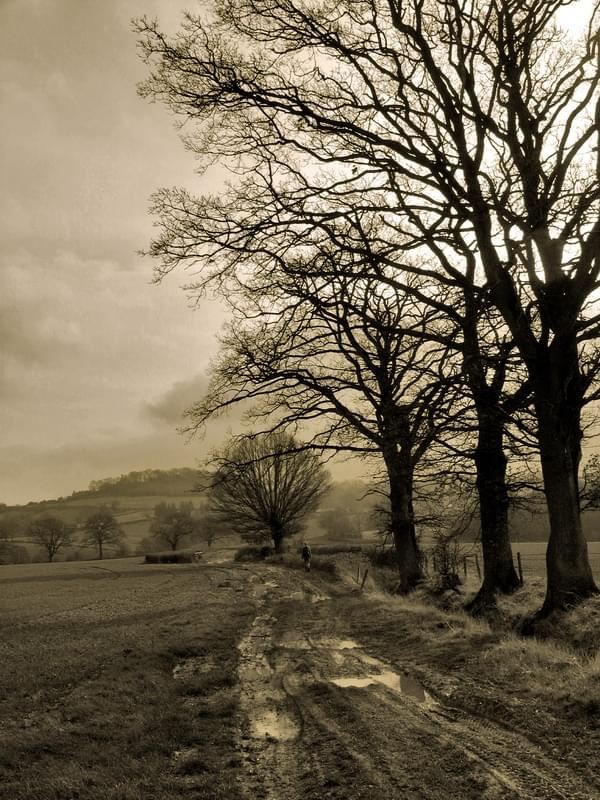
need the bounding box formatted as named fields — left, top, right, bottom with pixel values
left=274, top=635, right=433, bottom=707
left=251, top=709, right=300, bottom=741
left=238, top=605, right=301, bottom=745
left=331, top=668, right=436, bottom=706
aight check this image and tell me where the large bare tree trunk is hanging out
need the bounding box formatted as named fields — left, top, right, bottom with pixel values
left=461, top=296, right=519, bottom=612
left=271, top=526, right=284, bottom=554
left=383, top=447, right=423, bottom=593
left=535, top=391, right=597, bottom=615
left=466, top=402, right=520, bottom=614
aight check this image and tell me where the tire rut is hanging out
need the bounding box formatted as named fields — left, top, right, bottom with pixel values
left=233, top=570, right=599, bottom=799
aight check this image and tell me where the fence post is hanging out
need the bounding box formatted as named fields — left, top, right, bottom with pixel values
left=463, top=556, right=468, bottom=577
left=474, top=554, right=482, bottom=580
left=517, top=551, right=524, bottom=585
left=360, top=568, right=369, bottom=591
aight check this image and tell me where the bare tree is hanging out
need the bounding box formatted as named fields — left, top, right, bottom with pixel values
left=0, top=521, right=15, bottom=564
left=28, top=516, right=73, bottom=563
left=137, top=1, right=600, bottom=614
left=191, top=272, right=464, bottom=590
left=208, top=432, right=330, bottom=553
left=81, top=509, right=123, bottom=560
left=149, top=502, right=199, bottom=551
left=580, top=454, right=600, bottom=512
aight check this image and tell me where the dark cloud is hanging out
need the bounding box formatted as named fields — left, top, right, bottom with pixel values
left=146, top=374, right=212, bottom=425
left=145, top=374, right=256, bottom=459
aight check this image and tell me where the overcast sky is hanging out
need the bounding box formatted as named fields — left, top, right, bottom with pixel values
left=0, top=0, right=245, bottom=504
left=1, top=1, right=593, bottom=505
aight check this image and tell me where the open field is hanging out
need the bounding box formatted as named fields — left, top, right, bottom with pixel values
left=454, top=541, right=600, bottom=580
left=2, top=554, right=600, bottom=799
left=513, top=541, right=600, bottom=579
left=0, top=556, right=256, bottom=800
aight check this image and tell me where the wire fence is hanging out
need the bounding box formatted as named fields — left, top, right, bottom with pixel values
left=447, top=547, right=600, bottom=581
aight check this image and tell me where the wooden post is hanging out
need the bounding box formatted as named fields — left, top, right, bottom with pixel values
left=463, top=556, right=467, bottom=576
left=360, top=568, right=369, bottom=591
left=474, top=554, right=481, bottom=580
left=517, top=551, right=524, bottom=585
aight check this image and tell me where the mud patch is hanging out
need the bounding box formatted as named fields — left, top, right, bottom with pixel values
left=288, top=588, right=329, bottom=603
left=252, top=708, right=300, bottom=741
left=238, top=612, right=301, bottom=742
left=278, top=634, right=359, bottom=651
left=278, top=634, right=438, bottom=707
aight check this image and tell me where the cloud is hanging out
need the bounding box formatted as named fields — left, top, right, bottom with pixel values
left=0, top=0, right=231, bottom=503
left=0, top=246, right=223, bottom=449
left=146, top=374, right=211, bottom=425
left=145, top=373, right=252, bottom=456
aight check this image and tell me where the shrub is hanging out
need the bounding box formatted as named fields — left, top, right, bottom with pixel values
left=311, top=558, right=338, bottom=575
left=305, top=545, right=363, bottom=556
left=234, top=545, right=274, bottom=562
left=430, top=530, right=463, bottom=592
left=367, top=547, right=398, bottom=568
left=144, top=550, right=194, bottom=564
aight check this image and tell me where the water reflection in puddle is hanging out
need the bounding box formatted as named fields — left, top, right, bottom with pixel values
left=331, top=670, right=435, bottom=705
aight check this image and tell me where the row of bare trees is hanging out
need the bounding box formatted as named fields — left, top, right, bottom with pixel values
left=27, top=510, right=123, bottom=562
left=26, top=503, right=213, bottom=562
left=137, top=0, right=600, bottom=617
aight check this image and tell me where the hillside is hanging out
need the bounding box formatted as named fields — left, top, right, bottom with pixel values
left=0, top=468, right=209, bottom=563
left=5, top=466, right=600, bottom=566
left=0, top=471, right=377, bottom=564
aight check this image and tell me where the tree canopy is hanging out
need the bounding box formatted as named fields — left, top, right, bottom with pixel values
left=208, top=432, right=330, bottom=552
left=81, top=510, right=124, bottom=560
left=149, top=502, right=200, bottom=551
left=137, top=1, right=600, bottom=613
left=28, top=515, right=73, bottom=563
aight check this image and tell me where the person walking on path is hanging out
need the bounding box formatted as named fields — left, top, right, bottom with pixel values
left=301, top=542, right=312, bottom=572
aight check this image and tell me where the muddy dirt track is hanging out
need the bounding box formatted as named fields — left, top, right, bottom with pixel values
left=203, top=564, right=598, bottom=800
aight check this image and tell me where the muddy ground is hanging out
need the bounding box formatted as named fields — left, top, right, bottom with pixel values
left=201, top=561, right=599, bottom=800
left=2, top=556, right=599, bottom=799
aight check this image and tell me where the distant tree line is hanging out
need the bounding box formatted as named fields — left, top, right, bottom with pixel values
left=74, top=468, right=206, bottom=499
